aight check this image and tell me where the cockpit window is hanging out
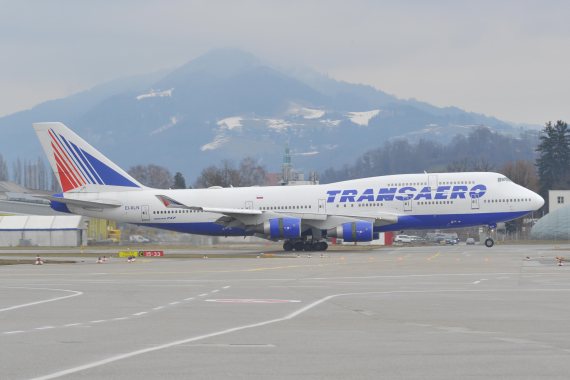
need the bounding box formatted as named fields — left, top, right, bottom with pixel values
left=497, top=177, right=512, bottom=183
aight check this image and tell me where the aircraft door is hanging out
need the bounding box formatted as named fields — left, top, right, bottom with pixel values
left=245, top=201, right=253, bottom=210
left=318, top=199, right=326, bottom=214
left=141, top=205, right=150, bottom=222
left=471, top=197, right=480, bottom=210
left=403, top=199, right=413, bottom=212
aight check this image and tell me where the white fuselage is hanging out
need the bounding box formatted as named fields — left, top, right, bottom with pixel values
left=64, top=172, right=543, bottom=236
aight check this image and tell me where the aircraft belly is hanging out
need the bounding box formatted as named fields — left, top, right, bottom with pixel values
left=377, top=211, right=530, bottom=232
left=139, top=222, right=249, bottom=236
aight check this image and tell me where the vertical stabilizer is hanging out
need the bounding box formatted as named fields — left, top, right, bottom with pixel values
left=33, top=122, right=144, bottom=192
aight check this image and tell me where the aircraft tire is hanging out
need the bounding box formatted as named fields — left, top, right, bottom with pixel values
left=317, top=242, right=328, bottom=251
left=283, top=241, right=294, bottom=251
left=293, top=241, right=305, bottom=251
left=484, top=238, right=494, bottom=248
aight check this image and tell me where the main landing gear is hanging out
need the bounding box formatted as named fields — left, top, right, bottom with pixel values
left=484, top=224, right=496, bottom=248
left=283, top=239, right=328, bottom=252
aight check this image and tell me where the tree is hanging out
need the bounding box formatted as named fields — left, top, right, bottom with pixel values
left=500, top=160, right=539, bottom=192
left=536, top=120, right=570, bottom=202
left=172, top=172, right=187, bottom=189
left=128, top=164, right=173, bottom=189
left=0, top=154, right=8, bottom=181
left=194, top=157, right=266, bottom=188
left=238, top=157, right=267, bottom=186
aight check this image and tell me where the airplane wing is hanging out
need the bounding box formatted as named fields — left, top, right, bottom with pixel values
left=35, top=195, right=122, bottom=209
left=155, top=195, right=398, bottom=228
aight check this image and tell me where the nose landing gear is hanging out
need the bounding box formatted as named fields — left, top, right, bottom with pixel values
left=484, top=224, right=496, bottom=248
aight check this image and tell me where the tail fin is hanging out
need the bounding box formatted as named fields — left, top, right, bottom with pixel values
left=33, top=122, right=144, bottom=192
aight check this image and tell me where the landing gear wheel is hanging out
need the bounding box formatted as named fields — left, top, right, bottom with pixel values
left=484, top=238, right=494, bottom=248
left=283, top=241, right=294, bottom=251
left=293, top=241, right=305, bottom=251
left=316, top=241, right=328, bottom=251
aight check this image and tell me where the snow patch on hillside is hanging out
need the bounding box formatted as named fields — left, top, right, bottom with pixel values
left=136, top=88, right=174, bottom=100
left=150, top=116, right=178, bottom=135
left=217, top=116, right=243, bottom=131
left=295, top=151, right=319, bottom=156
left=320, top=119, right=341, bottom=127
left=347, top=110, right=380, bottom=126
left=266, top=119, right=292, bottom=131
left=201, top=134, right=229, bottom=151
left=289, top=105, right=325, bottom=119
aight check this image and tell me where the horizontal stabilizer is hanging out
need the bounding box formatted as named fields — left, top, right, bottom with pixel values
left=36, top=195, right=122, bottom=209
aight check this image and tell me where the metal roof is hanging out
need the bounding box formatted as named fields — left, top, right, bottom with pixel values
left=0, top=215, right=84, bottom=230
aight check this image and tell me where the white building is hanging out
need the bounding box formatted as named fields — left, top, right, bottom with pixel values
left=549, top=190, right=570, bottom=213
left=0, top=215, right=86, bottom=247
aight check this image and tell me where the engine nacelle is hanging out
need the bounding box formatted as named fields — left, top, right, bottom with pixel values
left=328, top=221, right=374, bottom=242
left=257, top=217, right=302, bottom=239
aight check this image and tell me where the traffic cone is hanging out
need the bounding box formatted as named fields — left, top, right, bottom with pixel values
left=35, top=256, right=43, bottom=265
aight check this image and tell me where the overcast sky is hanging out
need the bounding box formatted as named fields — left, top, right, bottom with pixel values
left=1, top=0, right=569, bottom=125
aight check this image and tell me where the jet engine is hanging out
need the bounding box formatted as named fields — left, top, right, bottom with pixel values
left=256, top=217, right=302, bottom=239
left=327, top=221, right=373, bottom=242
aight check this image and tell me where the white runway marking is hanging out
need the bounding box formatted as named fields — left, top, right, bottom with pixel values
left=222, top=286, right=231, bottom=289
left=205, top=299, right=302, bottom=304
left=20, top=287, right=570, bottom=380
left=0, top=287, right=83, bottom=312
left=472, top=281, right=481, bottom=284
left=1, top=286, right=229, bottom=336
left=4, top=330, right=24, bottom=335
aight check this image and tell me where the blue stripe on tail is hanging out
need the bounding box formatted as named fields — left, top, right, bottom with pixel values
left=81, top=150, right=140, bottom=188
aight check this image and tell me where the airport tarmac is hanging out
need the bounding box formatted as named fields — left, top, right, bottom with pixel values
left=1, top=244, right=569, bottom=380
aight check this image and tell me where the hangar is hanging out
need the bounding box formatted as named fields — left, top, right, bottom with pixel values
left=530, top=190, right=570, bottom=240
left=0, top=215, right=86, bottom=247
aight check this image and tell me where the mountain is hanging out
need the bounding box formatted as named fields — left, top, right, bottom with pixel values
left=0, top=48, right=526, bottom=181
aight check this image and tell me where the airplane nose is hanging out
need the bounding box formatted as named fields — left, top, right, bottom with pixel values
left=533, top=192, right=545, bottom=210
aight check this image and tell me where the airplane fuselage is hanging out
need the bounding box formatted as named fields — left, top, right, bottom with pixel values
left=64, top=172, right=542, bottom=236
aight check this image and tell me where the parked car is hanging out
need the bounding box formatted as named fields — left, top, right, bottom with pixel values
left=466, top=238, right=476, bottom=245
left=410, top=235, right=425, bottom=242
left=394, top=234, right=413, bottom=243
left=445, top=238, right=459, bottom=245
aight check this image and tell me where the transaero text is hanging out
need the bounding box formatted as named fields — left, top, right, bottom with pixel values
left=326, top=185, right=487, bottom=203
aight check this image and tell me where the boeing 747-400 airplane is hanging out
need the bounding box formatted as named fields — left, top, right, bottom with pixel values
left=33, top=122, right=544, bottom=250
